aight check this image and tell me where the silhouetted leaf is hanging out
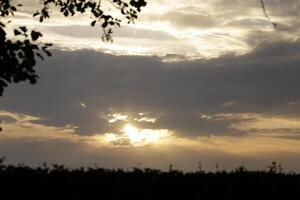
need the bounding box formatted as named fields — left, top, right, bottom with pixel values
left=102, top=22, right=108, bottom=28
left=19, top=26, right=27, bottom=33
left=63, top=10, right=69, bottom=16
left=31, top=30, right=42, bottom=41
left=10, top=6, right=16, bottom=11
left=36, top=53, right=44, bottom=60
left=43, top=50, right=52, bottom=57
left=13, top=29, right=21, bottom=36
left=33, top=11, right=39, bottom=17
left=91, top=20, right=97, bottom=27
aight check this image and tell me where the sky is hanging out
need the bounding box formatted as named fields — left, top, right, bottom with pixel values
left=1, top=0, right=300, bottom=171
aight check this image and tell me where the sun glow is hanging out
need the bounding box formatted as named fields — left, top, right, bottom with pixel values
left=102, top=124, right=171, bottom=146
left=108, top=113, right=128, bottom=123
left=123, top=124, right=140, bottom=143
left=123, top=124, right=170, bottom=144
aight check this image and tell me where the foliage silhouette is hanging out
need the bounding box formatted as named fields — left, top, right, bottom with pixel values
left=0, top=159, right=299, bottom=199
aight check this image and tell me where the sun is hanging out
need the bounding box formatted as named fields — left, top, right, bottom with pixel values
left=123, top=124, right=142, bottom=144
left=103, top=124, right=171, bottom=146
left=122, top=124, right=170, bottom=145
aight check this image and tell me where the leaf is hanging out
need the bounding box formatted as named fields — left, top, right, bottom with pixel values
left=63, top=10, right=69, bottom=16
left=29, top=77, right=38, bottom=84
left=19, top=26, right=27, bottom=33
left=33, top=12, right=40, bottom=17
left=91, top=20, right=97, bottom=27
left=18, top=52, right=23, bottom=58
left=14, top=29, right=22, bottom=36
left=31, top=31, right=43, bottom=41
left=36, top=53, right=44, bottom=60
left=0, top=29, right=6, bottom=38
left=102, top=22, right=108, bottom=28
left=70, top=9, right=75, bottom=16
left=10, top=6, right=17, bottom=11
left=43, top=49, right=52, bottom=57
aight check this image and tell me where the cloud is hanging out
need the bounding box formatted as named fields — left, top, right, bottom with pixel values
left=0, top=111, right=79, bottom=141
left=1, top=38, right=300, bottom=139
left=154, top=11, right=218, bottom=28
left=8, top=0, right=299, bottom=60
left=230, top=114, right=300, bottom=138
left=2, top=110, right=300, bottom=171
left=222, top=101, right=240, bottom=108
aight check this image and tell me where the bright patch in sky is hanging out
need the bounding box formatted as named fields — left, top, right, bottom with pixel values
left=103, top=124, right=171, bottom=146
left=108, top=113, right=128, bottom=123
left=134, top=117, right=156, bottom=123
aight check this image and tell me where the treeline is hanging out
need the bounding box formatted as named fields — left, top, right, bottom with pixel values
left=0, top=160, right=299, bottom=199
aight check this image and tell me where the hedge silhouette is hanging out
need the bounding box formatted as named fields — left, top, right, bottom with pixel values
left=0, top=159, right=299, bottom=200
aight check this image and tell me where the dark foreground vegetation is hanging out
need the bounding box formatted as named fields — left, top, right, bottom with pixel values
left=0, top=160, right=299, bottom=199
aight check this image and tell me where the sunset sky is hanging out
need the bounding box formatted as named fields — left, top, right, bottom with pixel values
left=1, top=0, right=300, bottom=171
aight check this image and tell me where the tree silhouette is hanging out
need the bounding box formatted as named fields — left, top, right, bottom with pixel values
left=0, top=0, right=147, bottom=97
left=0, top=161, right=298, bottom=200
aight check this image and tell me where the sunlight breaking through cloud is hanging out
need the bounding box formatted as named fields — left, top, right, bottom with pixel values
left=102, top=124, right=171, bottom=147
left=108, top=113, right=128, bottom=124
left=3, top=110, right=300, bottom=171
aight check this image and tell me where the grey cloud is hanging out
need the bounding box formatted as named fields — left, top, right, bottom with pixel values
left=2, top=39, right=300, bottom=137
left=226, top=18, right=270, bottom=28
left=0, top=115, right=18, bottom=124
left=264, top=0, right=300, bottom=17
left=156, top=11, right=218, bottom=28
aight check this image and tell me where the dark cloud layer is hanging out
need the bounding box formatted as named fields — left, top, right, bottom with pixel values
left=1, top=39, right=300, bottom=137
